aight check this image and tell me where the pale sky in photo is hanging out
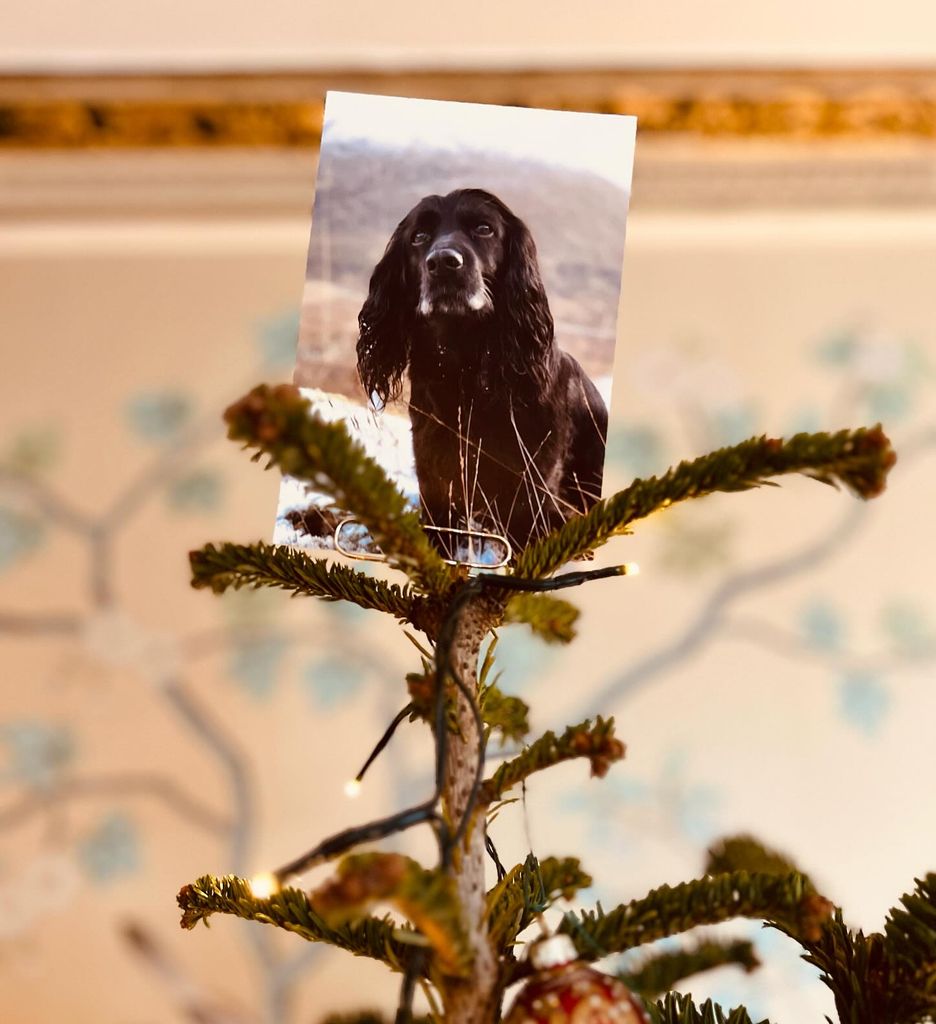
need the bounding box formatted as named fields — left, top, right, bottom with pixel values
left=323, top=91, right=637, bottom=192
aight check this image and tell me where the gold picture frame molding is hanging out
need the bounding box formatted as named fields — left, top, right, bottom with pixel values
left=2, top=67, right=936, bottom=149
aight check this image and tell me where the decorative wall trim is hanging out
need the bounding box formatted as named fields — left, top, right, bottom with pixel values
left=2, top=67, right=936, bottom=148
left=5, top=148, right=936, bottom=219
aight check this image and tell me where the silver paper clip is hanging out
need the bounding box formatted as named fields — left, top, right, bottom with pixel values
left=423, top=525, right=512, bottom=570
left=334, top=518, right=512, bottom=570
left=334, top=516, right=387, bottom=562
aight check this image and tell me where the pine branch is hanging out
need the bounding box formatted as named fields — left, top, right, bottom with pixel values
left=480, top=717, right=624, bottom=805
left=515, top=426, right=896, bottom=578
left=177, top=874, right=418, bottom=973
left=404, top=667, right=437, bottom=720
left=223, top=385, right=450, bottom=593
left=502, top=592, right=580, bottom=644
left=479, top=682, right=530, bottom=745
left=884, top=873, right=936, bottom=1022
left=310, top=853, right=472, bottom=978
left=648, top=991, right=772, bottom=1024
left=190, top=541, right=436, bottom=632
left=797, top=911, right=893, bottom=1024
left=706, top=834, right=812, bottom=888
left=558, top=871, right=832, bottom=961
left=485, top=854, right=592, bottom=952
left=796, top=874, right=936, bottom=1024
left=403, top=663, right=530, bottom=746
left=619, top=937, right=761, bottom=999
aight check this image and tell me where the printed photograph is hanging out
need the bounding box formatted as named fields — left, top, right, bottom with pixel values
left=275, top=92, right=636, bottom=565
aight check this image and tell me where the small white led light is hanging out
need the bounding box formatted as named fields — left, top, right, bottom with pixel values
left=249, top=872, right=279, bottom=899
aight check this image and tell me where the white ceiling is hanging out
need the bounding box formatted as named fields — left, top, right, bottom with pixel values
left=4, top=0, right=936, bottom=72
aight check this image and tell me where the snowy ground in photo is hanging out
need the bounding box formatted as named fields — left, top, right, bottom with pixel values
left=273, top=377, right=614, bottom=557
left=273, top=388, right=418, bottom=552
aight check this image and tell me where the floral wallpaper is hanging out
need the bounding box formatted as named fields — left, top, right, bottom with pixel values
left=1, top=206, right=934, bottom=1023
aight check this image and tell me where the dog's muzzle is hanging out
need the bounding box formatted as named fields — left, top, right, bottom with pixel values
left=426, top=247, right=464, bottom=275
left=419, top=244, right=490, bottom=316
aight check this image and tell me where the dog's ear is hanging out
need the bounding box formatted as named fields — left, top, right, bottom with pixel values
left=356, top=219, right=413, bottom=407
left=497, top=211, right=555, bottom=392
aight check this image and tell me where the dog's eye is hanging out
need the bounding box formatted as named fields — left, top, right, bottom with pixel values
left=411, top=231, right=430, bottom=246
left=473, top=223, right=493, bottom=237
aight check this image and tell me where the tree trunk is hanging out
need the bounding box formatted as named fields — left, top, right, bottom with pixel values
left=440, top=593, right=501, bottom=1024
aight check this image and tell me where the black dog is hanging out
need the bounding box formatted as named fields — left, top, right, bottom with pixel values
left=356, top=188, right=608, bottom=558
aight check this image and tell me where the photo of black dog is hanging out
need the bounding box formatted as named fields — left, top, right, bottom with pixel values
left=356, top=188, right=609, bottom=559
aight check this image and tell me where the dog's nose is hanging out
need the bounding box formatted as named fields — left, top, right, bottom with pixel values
left=426, top=247, right=464, bottom=275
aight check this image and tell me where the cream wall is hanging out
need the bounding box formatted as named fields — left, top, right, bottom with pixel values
left=4, top=0, right=936, bottom=70
left=2, top=5, right=936, bottom=1021
left=2, top=195, right=935, bottom=1024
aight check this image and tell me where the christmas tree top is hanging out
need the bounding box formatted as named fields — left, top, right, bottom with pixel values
left=174, top=384, right=934, bottom=1024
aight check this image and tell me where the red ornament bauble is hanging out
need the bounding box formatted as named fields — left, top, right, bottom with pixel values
left=503, top=934, right=650, bottom=1024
